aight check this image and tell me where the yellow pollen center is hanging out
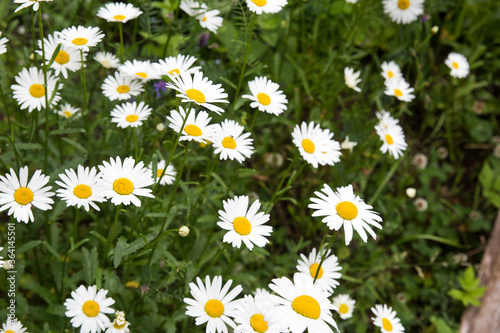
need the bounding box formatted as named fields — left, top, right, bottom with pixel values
left=205, top=299, right=224, bottom=318
left=387, top=71, right=394, bottom=78
left=5, top=330, right=15, bottom=333
left=126, top=114, right=139, bottom=123
left=222, top=136, right=237, bottom=149
left=72, top=37, right=88, bottom=46
left=55, top=50, right=70, bottom=64
left=184, top=124, right=202, bottom=136
left=251, top=0, right=267, bottom=6
left=73, top=184, right=92, bottom=199
left=257, top=92, right=271, bottom=105
left=113, top=322, right=126, bottom=329
left=233, top=216, right=252, bottom=235
left=14, top=187, right=34, bottom=205
left=309, top=263, right=324, bottom=279
left=394, top=89, right=403, bottom=97
left=452, top=62, right=459, bottom=69
left=156, top=169, right=164, bottom=178
left=113, top=15, right=126, bottom=21
left=385, top=134, right=394, bottom=145
left=382, top=318, right=394, bottom=331
left=135, top=72, right=148, bottom=79
left=29, top=84, right=45, bottom=98
left=113, top=178, right=134, bottom=195
left=250, top=314, right=268, bottom=333
left=339, top=304, right=349, bottom=314
left=82, top=300, right=100, bottom=317
left=336, top=201, right=358, bottom=220
left=291, top=295, right=321, bottom=319
left=116, top=85, right=130, bottom=94
left=397, top=0, right=410, bottom=10
left=301, top=139, right=315, bottom=154
left=202, top=16, right=207, bottom=21
left=169, top=68, right=180, bottom=75
left=186, top=88, right=206, bottom=103
left=63, top=111, right=72, bottom=118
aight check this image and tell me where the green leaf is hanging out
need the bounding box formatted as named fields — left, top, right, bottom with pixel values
left=49, top=128, right=85, bottom=136
left=113, top=237, right=127, bottom=268
left=17, top=240, right=42, bottom=254
left=90, top=230, right=108, bottom=243
left=16, top=143, right=44, bottom=150
left=42, top=241, right=60, bottom=260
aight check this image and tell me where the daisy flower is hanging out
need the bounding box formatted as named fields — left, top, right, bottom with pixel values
left=375, top=110, right=399, bottom=131
left=268, top=273, right=339, bottom=333
left=13, top=0, right=52, bottom=13
left=375, top=123, right=407, bottom=159
left=105, top=311, right=130, bottom=333
left=102, top=71, right=144, bottom=101
left=344, top=67, right=361, bottom=92
left=95, top=51, right=120, bottom=69
left=36, top=33, right=85, bottom=79
left=58, top=102, right=80, bottom=119
left=167, top=106, right=216, bottom=144
left=98, top=156, right=155, bottom=206
left=382, top=0, right=424, bottom=24
left=381, top=61, right=402, bottom=81
left=149, top=160, right=176, bottom=186
left=166, top=71, right=229, bottom=114
left=0, top=318, right=27, bottom=333
left=180, top=0, right=205, bottom=16
left=55, top=165, right=107, bottom=211
left=212, top=120, right=254, bottom=163
left=11, top=67, right=62, bottom=112
left=246, top=0, right=288, bottom=15
left=57, top=26, right=105, bottom=52
left=233, top=294, right=281, bottom=333
left=97, top=2, right=143, bottom=23
left=332, top=294, right=355, bottom=320
left=296, top=248, right=342, bottom=294
left=309, top=184, right=383, bottom=246
left=291, top=121, right=341, bottom=168
left=64, top=285, right=115, bottom=333
left=371, top=304, right=405, bottom=333
left=0, top=166, right=54, bottom=224
left=242, top=76, right=288, bottom=116
left=384, top=78, right=415, bottom=102
left=217, top=195, right=272, bottom=250
left=110, top=101, right=152, bottom=128
left=445, top=52, right=470, bottom=79
left=118, top=60, right=160, bottom=81
left=153, top=54, right=201, bottom=78
left=184, top=275, right=243, bottom=333
left=0, top=32, right=8, bottom=55
left=196, top=9, right=224, bottom=33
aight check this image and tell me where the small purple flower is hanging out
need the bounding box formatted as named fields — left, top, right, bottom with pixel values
left=140, top=284, right=150, bottom=294
left=154, top=81, right=167, bottom=98
left=420, top=14, right=430, bottom=23
left=198, top=31, right=210, bottom=48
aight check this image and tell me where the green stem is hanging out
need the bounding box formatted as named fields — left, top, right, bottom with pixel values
left=103, top=205, right=121, bottom=265
left=80, top=49, right=89, bottom=134
left=59, top=208, right=80, bottom=299
left=132, top=127, right=138, bottom=160
left=249, top=109, right=259, bottom=133
left=201, top=243, right=229, bottom=277
left=265, top=157, right=298, bottom=213
left=38, top=7, right=50, bottom=170
left=313, top=229, right=339, bottom=283
left=367, top=159, right=401, bottom=206
left=118, top=23, right=125, bottom=62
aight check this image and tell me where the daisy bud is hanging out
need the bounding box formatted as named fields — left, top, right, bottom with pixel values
left=405, top=187, right=416, bottom=198
left=431, top=25, right=439, bottom=34
left=29, top=53, right=35, bottom=60
left=179, top=225, right=190, bottom=237
left=437, top=146, right=448, bottom=159
left=414, top=198, right=428, bottom=212
left=412, top=153, right=428, bottom=169
left=3, top=260, right=14, bottom=270
left=156, top=123, right=165, bottom=132
left=493, top=144, right=500, bottom=159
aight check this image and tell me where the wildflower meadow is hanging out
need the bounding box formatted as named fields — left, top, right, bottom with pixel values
left=0, top=0, right=499, bottom=332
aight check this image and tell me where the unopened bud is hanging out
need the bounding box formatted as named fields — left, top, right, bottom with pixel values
left=431, top=26, right=439, bottom=34
left=406, top=187, right=416, bottom=198
left=156, top=123, right=165, bottom=132
left=179, top=225, right=190, bottom=237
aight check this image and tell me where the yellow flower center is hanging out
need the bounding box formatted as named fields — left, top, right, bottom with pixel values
left=156, top=169, right=164, bottom=178
left=257, top=92, right=271, bottom=105
left=73, top=184, right=92, bottom=199
left=387, top=70, right=394, bottom=78
left=82, top=300, right=100, bottom=317
left=113, top=15, right=126, bottom=21
left=382, top=318, right=393, bottom=331
left=113, top=178, right=134, bottom=195
left=250, top=314, right=268, bottom=333
left=14, top=187, right=34, bottom=205
left=301, top=139, right=315, bottom=154
left=72, top=37, right=88, bottom=46
left=114, top=321, right=126, bottom=329
left=309, top=263, right=324, bottom=279
left=126, top=114, right=139, bottom=123
left=397, top=0, right=410, bottom=10
left=184, top=124, right=202, bottom=136
left=452, top=62, right=459, bottom=69
left=186, top=88, right=206, bottom=103
left=55, top=50, right=70, bottom=64
left=29, top=84, right=45, bottom=98
left=5, top=330, right=15, bottom=333
left=336, top=201, right=358, bottom=220
left=233, top=216, right=252, bottom=235
left=169, top=68, right=180, bottom=75
left=339, top=304, right=349, bottom=314
left=205, top=299, right=224, bottom=318
left=394, top=89, right=403, bottom=97
left=116, top=85, right=130, bottom=94
left=291, top=295, right=321, bottom=319
left=202, top=16, right=207, bottom=21
left=251, top=0, right=267, bottom=7
left=135, top=72, right=148, bottom=79
left=222, top=136, right=237, bottom=149
left=63, top=111, right=72, bottom=118
left=385, top=134, right=394, bottom=145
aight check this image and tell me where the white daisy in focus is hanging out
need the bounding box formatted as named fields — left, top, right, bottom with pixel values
left=382, top=0, right=424, bottom=24
left=344, top=67, right=361, bottom=92
left=233, top=294, right=281, bottom=333
left=13, top=0, right=52, bottom=13
left=242, top=76, right=288, bottom=116
left=309, top=184, right=383, bottom=246
left=118, top=60, right=160, bottom=82
left=381, top=61, right=402, bottom=81
left=212, top=120, right=254, bottom=163
left=296, top=248, right=342, bottom=294
left=11, top=67, right=62, bottom=112
left=217, top=195, right=272, bottom=250
left=102, top=71, right=144, bottom=101
left=166, top=71, right=229, bottom=114
left=246, top=0, right=288, bottom=15
left=58, top=103, right=80, bottom=119
left=64, top=285, right=115, bottom=333
left=445, top=52, right=469, bottom=79
left=375, top=123, right=407, bottom=159
left=57, top=26, right=105, bottom=52
left=95, top=51, right=120, bottom=69
left=196, top=9, right=223, bottom=33
left=375, top=110, right=399, bottom=130
left=110, top=101, right=152, bottom=128
left=97, top=2, right=143, bottom=23
left=180, top=0, right=205, bottom=16
left=268, top=273, right=339, bottom=333
left=37, top=33, right=85, bottom=79
left=384, top=78, right=415, bottom=102
left=154, top=54, right=201, bottom=78
left=332, top=294, right=355, bottom=320
left=184, top=275, right=243, bottom=333
left=167, top=106, right=216, bottom=144
left=105, top=310, right=130, bottom=333
left=371, top=304, right=405, bottom=333
left=55, top=165, right=107, bottom=211
left=149, top=160, right=176, bottom=186
left=0, top=166, right=54, bottom=224
left=0, top=318, right=28, bottom=333
left=291, top=121, right=341, bottom=168
left=98, top=156, right=155, bottom=207
left=0, top=32, right=9, bottom=55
